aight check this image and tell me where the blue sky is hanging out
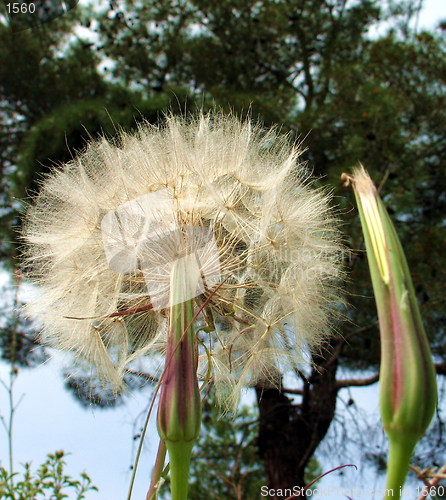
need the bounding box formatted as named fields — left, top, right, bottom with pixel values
left=0, top=356, right=158, bottom=499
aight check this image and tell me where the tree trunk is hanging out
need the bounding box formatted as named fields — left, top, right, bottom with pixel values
left=256, top=338, right=342, bottom=498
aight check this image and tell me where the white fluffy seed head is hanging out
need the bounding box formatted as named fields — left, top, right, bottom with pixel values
left=22, top=113, right=344, bottom=409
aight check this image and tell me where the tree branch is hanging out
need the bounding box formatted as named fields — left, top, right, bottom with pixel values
left=125, top=369, right=158, bottom=383
left=336, top=373, right=379, bottom=389
left=328, top=360, right=446, bottom=391
left=435, top=362, right=446, bottom=375
left=282, top=387, right=304, bottom=395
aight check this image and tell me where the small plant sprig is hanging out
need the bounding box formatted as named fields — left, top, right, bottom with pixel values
left=0, top=450, right=98, bottom=500
left=343, top=166, right=437, bottom=500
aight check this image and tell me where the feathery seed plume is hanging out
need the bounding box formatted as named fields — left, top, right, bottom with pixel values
left=22, top=113, right=343, bottom=408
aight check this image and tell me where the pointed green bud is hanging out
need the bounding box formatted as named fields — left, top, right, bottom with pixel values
left=157, top=257, right=202, bottom=500
left=345, top=166, right=437, bottom=499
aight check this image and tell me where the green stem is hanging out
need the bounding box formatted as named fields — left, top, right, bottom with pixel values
left=166, top=440, right=194, bottom=500
left=384, top=436, right=417, bottom=499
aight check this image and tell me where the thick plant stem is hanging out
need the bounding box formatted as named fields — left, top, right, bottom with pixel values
left=384, top=436, right=417, bottom=499
left=166, top=440, right=195, bottom=500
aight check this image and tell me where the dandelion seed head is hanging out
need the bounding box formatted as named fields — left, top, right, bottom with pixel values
left=22, top=113, right=344, bottom=408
